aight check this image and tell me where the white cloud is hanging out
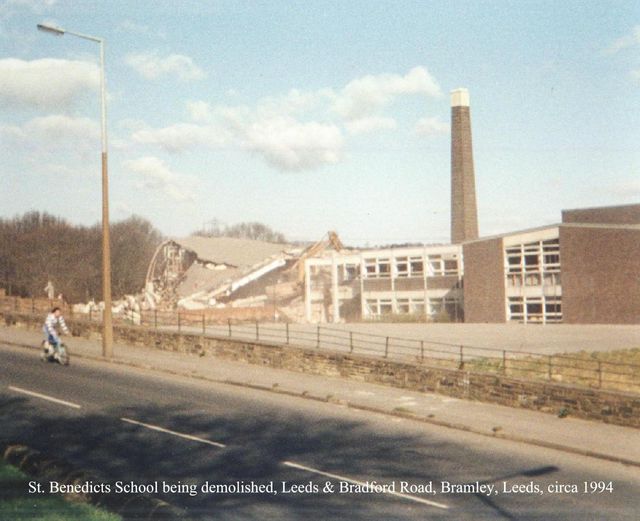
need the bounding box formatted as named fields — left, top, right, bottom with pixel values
left=0, top=58, right=98, bottom=108
left=605, top=25, right=640, bottom=54
left=243, top=117, right=344, bottom=172
left=415, top=116, right=449, bottom=136
left=608, top=179, right=640, bottom=198
left=345, top=116, right=397, bottom=135
left=131, top=123, right=229, bottom=153
left=128, top=66, right=440, bottom=172
left=1, top=114, right=99, bottom=147
left=125, top=156, right=197, bottom=202
left=0, top=0, right=56, bottom=19
left=186, top=100, right=213, bottom=122
left=331, top=66, right=441, bottom=120
left=5, top=0, right=56, bottom=8
left=254, top=88, right=332, bottom=119
left=118, top=19, right=167, bottom=40
left=125, top=52, right=205, bottom=81
left=632, top=69, right=640, bottom=83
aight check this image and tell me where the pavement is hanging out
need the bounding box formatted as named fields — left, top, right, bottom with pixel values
left=1, top=324, right=639, bottom=469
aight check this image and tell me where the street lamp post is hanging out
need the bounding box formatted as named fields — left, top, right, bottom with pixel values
left=37, top=23, right=113, bottom=358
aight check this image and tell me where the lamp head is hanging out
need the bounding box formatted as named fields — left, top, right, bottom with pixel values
left=37, top=23, right=65, bottom=36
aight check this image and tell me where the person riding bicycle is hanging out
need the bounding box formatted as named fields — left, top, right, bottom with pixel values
left=43, top=306, right=69, bottom=355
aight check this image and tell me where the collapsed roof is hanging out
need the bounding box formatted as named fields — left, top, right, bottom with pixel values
left=145, top=236, right=299, bottom=307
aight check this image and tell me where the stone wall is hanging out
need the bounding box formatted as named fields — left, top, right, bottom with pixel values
left=3, top=311, right=638, bottom=428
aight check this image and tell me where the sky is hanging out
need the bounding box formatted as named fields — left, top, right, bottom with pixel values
left=1, top=0, right=638, bottom=246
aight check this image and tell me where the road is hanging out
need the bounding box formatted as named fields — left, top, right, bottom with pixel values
left=1, top=343, right=639, bottom=520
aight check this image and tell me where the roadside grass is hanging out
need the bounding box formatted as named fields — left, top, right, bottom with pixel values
left=0, top=461, right=120, bottom=521
left=415, top=347, right=640, bottom=393
left=464, top=348, right=640, bottom=393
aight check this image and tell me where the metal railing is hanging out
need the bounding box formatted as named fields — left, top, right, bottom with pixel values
left=1, top=296, right=638, bottom=394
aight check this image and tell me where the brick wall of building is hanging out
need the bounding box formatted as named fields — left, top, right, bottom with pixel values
left=562, top=204, right=640, bottom=225
left=426, top=275, right=460, bottom=291
left=462, top=238, right=506, bottom=322
left=560, top=225, right=640, bottom=324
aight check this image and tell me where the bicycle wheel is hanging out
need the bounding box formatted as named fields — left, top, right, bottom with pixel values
left=57, top=344, right=70, bottom=366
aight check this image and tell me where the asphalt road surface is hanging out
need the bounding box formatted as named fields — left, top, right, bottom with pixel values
left=1, top=343, right=639, bottom=520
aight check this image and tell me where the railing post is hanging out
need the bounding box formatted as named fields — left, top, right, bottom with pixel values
left=316, top=325, right=320, bottom=348
left=202, top=313, right=206, bottom=334
left=31, top=298, right=35, bottom=314
left=350, top=332, right=354, bottom=353
left=420, top=340, right=424, bottom=361
left=154, top=309, right=158, bottom=330
left=14, top=296, right=18, bottom=312
left=548, top=355, right=552, bottom=380
left=89, top=308, right=93, bottom=322
left=286, top=322, right=290, bottom=344
left=502, top=350, right=507, bottom=374
left=459, top=345, right=464, bottom=368
left=256, top=320, right=259, bottom=341
left=384, top=337, right=389, bottom=358
left=228, top=318, right=232, bottom=337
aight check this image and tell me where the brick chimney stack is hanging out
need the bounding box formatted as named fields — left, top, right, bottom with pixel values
left=450, top=88, right=479, bottom=243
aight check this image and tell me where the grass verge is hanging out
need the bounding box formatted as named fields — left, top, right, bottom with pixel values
left=0, top=460, right=121, bottom=521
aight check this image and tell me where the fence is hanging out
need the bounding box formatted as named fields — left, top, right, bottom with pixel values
left=2, top=296, right=639, bottom=394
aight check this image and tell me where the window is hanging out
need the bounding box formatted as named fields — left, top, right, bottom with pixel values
left=409, top=257, right=424, bottom=276
left=396, top=298, right=410, bottom=313
left=343, top=264, right=358, bottom=281
left=410, top=299, right=425, bottom=314
left=524, top=254, right=539, bottom=271
left=428, top=256, right=443, bottom=276
left=363, top=257, right=391, bottom=278
left=378, top=259, right=391, bottom=278
left=395, top=257, right=409, bottom=278
left=444, top=259, right=458, bottom=274
left=379, top=299, right=393, bottom=315
left=508, top=296, right=562, bottom=323
left=364, top=258, right=376, bottom=278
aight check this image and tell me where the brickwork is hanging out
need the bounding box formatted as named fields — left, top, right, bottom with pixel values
left=362, top=279, right=392, bottom=291
left=562, top=203, right=640, bottom=225
left=462, top=238, right=506, bottom=322
left=393, top=278, right=424, bottom=291
left=451, top=105, right=479, bottom=243
left=4, top=312, right=638, bottom=428
left=426, top=275, right=461, bottom=291
left=560, top=225, right=640, bottom=324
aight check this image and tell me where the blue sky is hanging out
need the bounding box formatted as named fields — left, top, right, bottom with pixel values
left=1, top=0, right=638, bottom=245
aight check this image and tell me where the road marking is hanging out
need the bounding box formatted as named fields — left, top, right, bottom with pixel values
left=120, top=417, right=226, bottom=448
left=282, top=460, right=449, bottom=509
left=8, top=386, right=81, bottom=409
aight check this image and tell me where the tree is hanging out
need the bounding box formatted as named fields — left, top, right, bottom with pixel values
left=193, top=220, right=286, bottom=243
left=0, top=212, right=163, bottom=303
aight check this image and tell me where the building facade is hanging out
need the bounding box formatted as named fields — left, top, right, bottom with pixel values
left=462, top=204, right=640, bottom=324
left=305, top=244, right=463, bottom=322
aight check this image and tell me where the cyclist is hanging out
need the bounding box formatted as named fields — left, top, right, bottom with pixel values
left=42, top=306, right=69, bottom=357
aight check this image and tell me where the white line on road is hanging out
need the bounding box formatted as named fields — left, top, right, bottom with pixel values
left=8, top=386, right=81, bottom=409
left=120, top=417, right=227, bottom=448
left=282, top=460, right=449, bottom=510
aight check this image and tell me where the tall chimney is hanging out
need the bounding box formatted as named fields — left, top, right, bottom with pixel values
left=450, top=88, right=479, bottom=243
